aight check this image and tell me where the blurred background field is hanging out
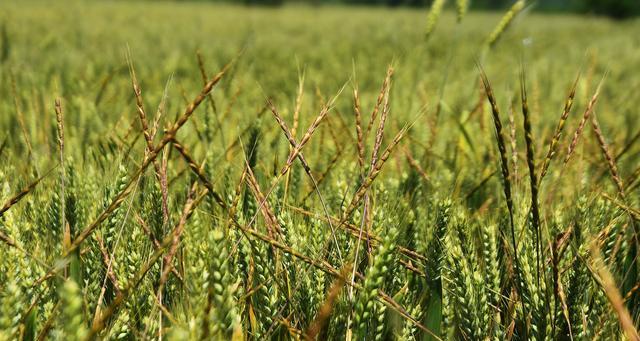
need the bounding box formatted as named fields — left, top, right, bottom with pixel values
left=1, top=1, right=639, bottom=151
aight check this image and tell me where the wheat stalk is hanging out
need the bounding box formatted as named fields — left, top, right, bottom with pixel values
left=0, top=166, right=56, bottom=218
left=31, top=58, right=234, bottom=288
left=538, top=73, right=579, bottom=184
left=478, top=65, right=528, bottom=326
left=456, top=0, right=469, bottom=22
left=126, top=53, right=170, bottom=225
left=267, top=98, right=343, bottom=259
left=520, top=71, right=543, bottom=294
left=590, top=113, right=625, bottom=197
left=485, top=0, right=526, bottom=48
left=353, top=87, right=366, bottom=175
left=425, top=0, right=447, bottom=39
left=370, top=68, right=392, bottom=171
left=365, top=67, right=393, bottom=139
left=54, top=98, right=69, bottom=256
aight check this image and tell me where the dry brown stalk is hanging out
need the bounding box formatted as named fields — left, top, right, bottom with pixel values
left=365, top=67, right=393, bottom=139
left=171, top=138, right=228, bottom=209
left=267, top=99, right=312, bottom=174
left=0, top=231, right=16, bottom=247
left=283, top=86, right=343, bottom=176
left=508, top=99, right=518, bottom=190
left=0, top=166, right=55, bottom=218
left=127, top=57, right=154, bottom=155
left=282, top=72, right=306, bottom=203
left=404, top=147, right=430, bottom=182
left=341, top=122, right=412, bottom=223
left=370, top=71, right=392, bottom=170
left=353, top=87, right=366, bottom=175
left=151, top=76, right=172, bottom=142
left=54, top=99, right=65, bottom=160
left=267, top=98, right=344, bottom=250
left=564, top=75, right=605, bottom=167
left=589, top=245, right=640, bottom=341
left=95, top=235, right=122, bottom=296
left=54, top=98, right=69, bottom=254
left=292, top=71, right=305, bottom=139
left=168, top=59, right=234, bottom=137
left=127, top=56, right=171, bottom=224
left=538, top=73, right=579, bottom=184
left=304, top=264, right=351, bottom=340
left=134, top=213, right=184, bottom=282
left=156, top=182, right=198, bottom=298
left=244, top=163, right=281, bottom=237
left=590, top=113, right=625, bottom=197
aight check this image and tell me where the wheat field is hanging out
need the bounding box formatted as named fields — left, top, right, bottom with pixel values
left=1, top=1, right=639, bottom=340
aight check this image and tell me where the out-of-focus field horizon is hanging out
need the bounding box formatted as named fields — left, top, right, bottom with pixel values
left=2, top=2, right=639, bottom=143
left=3, top=6, right=639, bottom=93
left=1, top=1, right=640, bottom=340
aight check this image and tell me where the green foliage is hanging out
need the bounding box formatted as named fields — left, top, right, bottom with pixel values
left=353, top=235, right=395, bottom=340
left=0, top=1, right=639, bottom=340
left=59, top=279, right=89, bottom=341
